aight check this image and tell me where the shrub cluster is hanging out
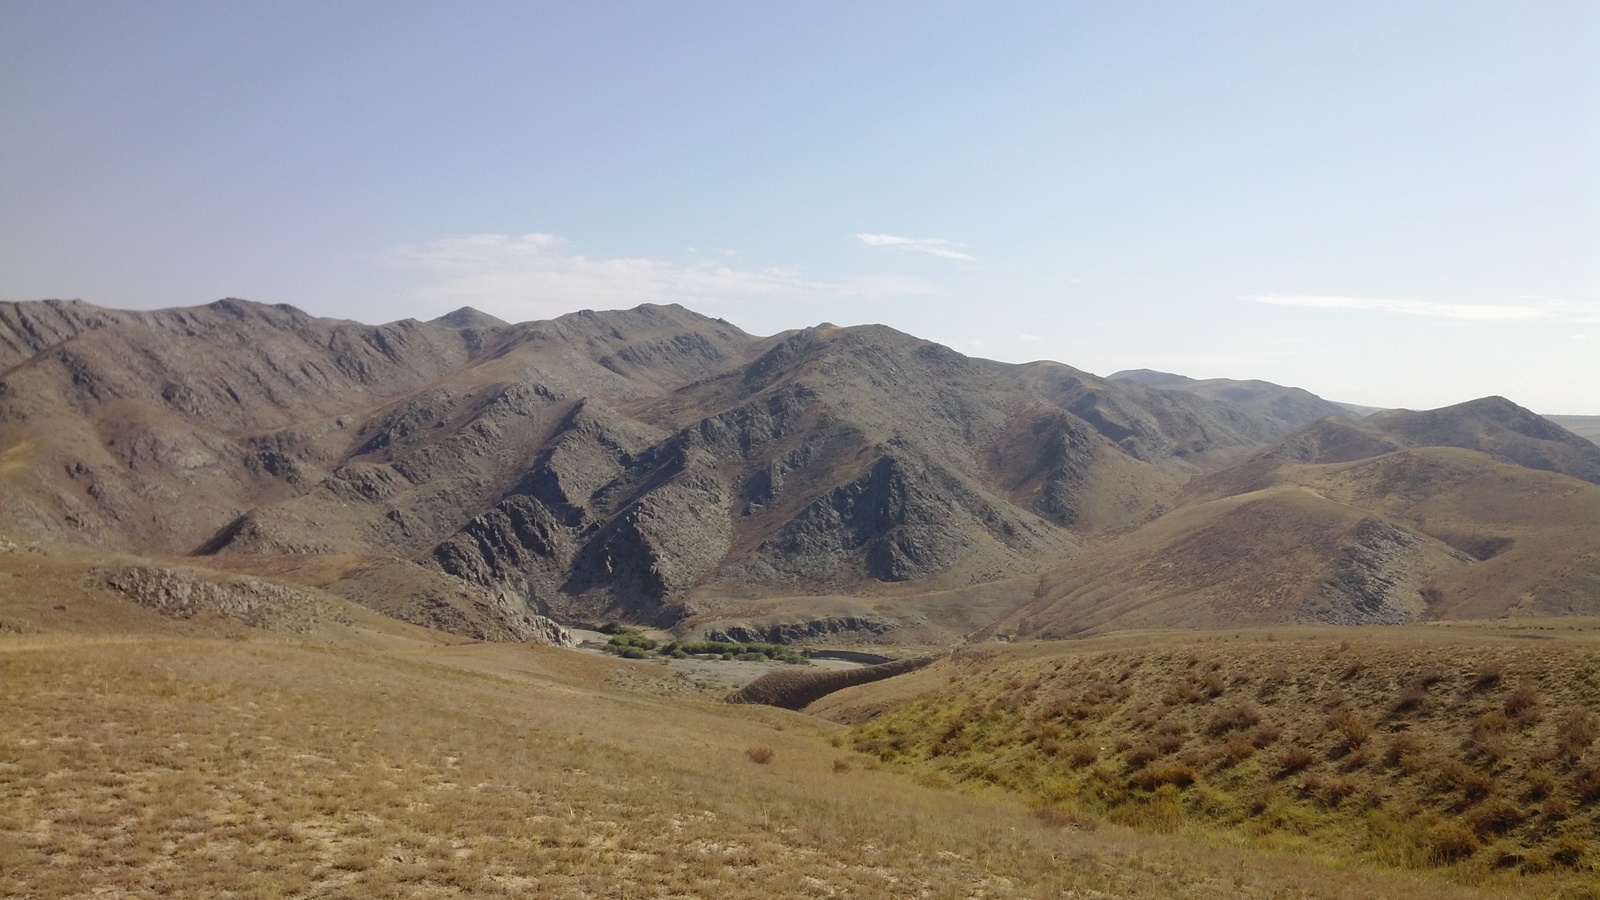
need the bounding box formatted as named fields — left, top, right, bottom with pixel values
left=598, top=627, right=807, bottom=664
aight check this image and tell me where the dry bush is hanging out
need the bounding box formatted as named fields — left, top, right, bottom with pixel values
left=1569, top=761, right=1600, bottom=804
left=1152, top=719, right=1186, bottom=754
left=1124, top=743, right=1161, bottom=771
left=833, top=631, right=1600, bottom=893
left=1129, top=762, right=1197, bottom=792
left=1382, top=733, right=1424, bottom=769
left=1275, top=745, right=1315, bottom=777
left=1063, top=740, right=1098, bottom=768
left=831, top=758, right=852, bottom=773
left=1428, top=757, right=1494, bottom=803
left=1523, top=768, right=1557, bottom=801
left=1553, top=707, right=1596, bottom=759
left=1460, top=732, right=1511, bottom=767
left=1469, top=798, right=1526, bottom=837
left=1327, top=708, right=1371, bottom=756
left=1473, top=661, right=1505, bottom=692
left=1205, top=702, right=1261, bottom=737
left=1503, top=681, right=1540, bottom=723
left=744, top=745, right=774, bottom=764
left=1473, top=710, right=1512, bottom=735
left=1394, top=679, right=1430, bottom=713
left=1429, top=821, right=1481, bottom=864
left=1219, top=734, right=1257, bottom=765
left=1247, top=722, right=1281, bottom=749
left=1318, top=775, right=1359, bottom=808
left=1154, top=732, right=1184, bottom=755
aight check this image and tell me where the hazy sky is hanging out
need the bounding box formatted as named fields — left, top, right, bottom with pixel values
left=3, top=2, right=1596, bottom=412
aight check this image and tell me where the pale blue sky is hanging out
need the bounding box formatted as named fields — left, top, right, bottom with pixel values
left=2, top=2, right=1596, bottom=412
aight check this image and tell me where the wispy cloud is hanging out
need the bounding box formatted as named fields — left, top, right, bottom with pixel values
left=1251, top=294, right=1600, bottom=323
left=855, top=233, right=976, bottom=261
left=387, top=233, right=931, bottom=319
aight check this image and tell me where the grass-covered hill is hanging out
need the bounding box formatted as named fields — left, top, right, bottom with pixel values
left=815, top=625, right=1600, bottom=894
left=0, top=551, right=1513, bottom=900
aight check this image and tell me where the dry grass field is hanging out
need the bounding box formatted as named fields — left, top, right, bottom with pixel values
left=1, top=625, right=1545, bottom=899
left=827, top=625, right=1600, bottom=897
left=1, top=545, right=1591, bottom=898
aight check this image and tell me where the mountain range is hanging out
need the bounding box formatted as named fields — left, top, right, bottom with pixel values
left=2, top=298, right=1596, bottom=643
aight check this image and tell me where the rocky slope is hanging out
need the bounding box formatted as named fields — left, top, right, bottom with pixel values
left=0, top=298, right=1298, bottom=634
left=4, top=297, right=1594, bottom=641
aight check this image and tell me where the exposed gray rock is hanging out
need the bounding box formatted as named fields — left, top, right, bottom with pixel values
left=96, top=565, right=339, bottom=633
left=1301, top=519, right=1471, bottom=625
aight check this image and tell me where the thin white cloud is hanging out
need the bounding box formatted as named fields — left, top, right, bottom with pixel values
left=855, top=233, right=976, bottom=261
left=388, top=233, right=930, bottom=319
left=1019, top=334, right=1043, bottom=342
left=1251, top=294, right=1600, bottom=323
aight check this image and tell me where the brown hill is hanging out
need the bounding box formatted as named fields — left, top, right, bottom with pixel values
left=1002, top=446, right=1600, bottom=637
left=1108, top=368, right=1355, bottom=427
left=1258, top=395, right=1600, bottom=484
left=1007, top=362, right=1290, bottom=466
left=1, top=298, right=1296, bottom=634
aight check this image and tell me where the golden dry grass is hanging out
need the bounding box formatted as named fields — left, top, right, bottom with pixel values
left=0, top=626, right=1522, bottom=899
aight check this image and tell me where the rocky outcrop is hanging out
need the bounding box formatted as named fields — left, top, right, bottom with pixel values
left=1300, top=518, right=1470, bottom=625
left=96, top=565, right=340, bottom=633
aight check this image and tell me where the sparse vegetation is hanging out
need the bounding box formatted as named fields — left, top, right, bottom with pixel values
left=0, top=629, right=1503, bottom=900
left=599, top=627, right=808, bottom=665
left=841, top=632, right=1600, bottom=892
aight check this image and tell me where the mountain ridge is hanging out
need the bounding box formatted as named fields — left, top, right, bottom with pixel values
left=2, top=297, right=1595, bottom=641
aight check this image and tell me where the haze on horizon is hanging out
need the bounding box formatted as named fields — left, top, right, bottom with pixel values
left=1, top=2, right=1595, bottom=413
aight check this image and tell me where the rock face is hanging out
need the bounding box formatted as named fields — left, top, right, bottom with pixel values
left=1300, top=518, right=1469, bottom=625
